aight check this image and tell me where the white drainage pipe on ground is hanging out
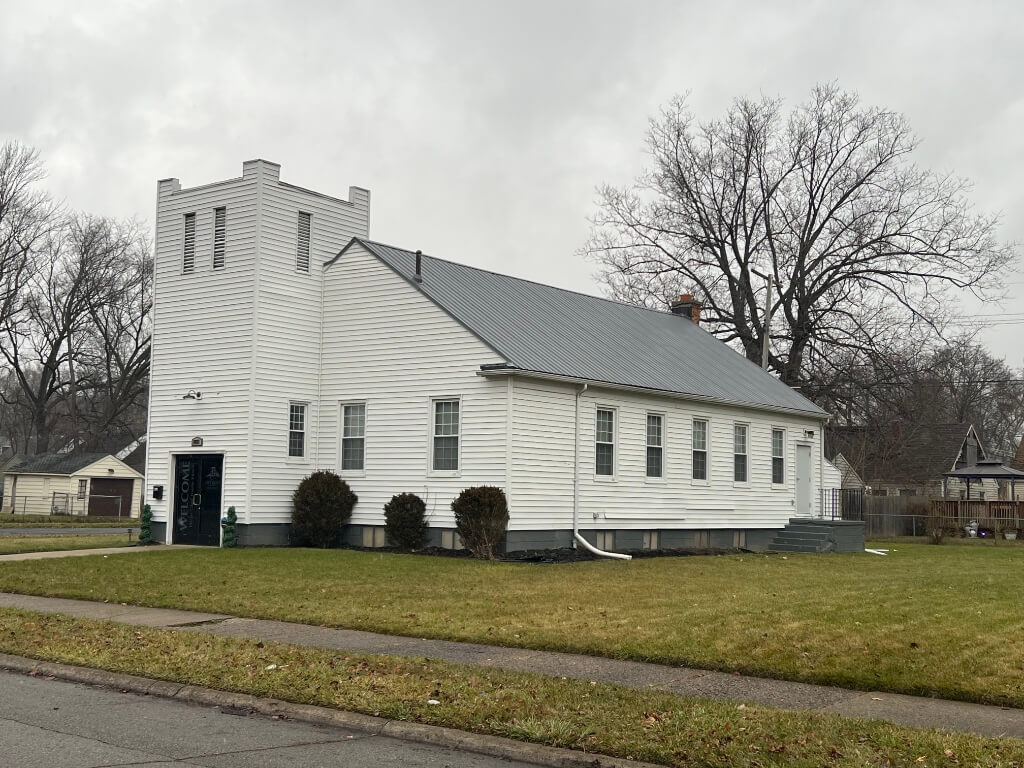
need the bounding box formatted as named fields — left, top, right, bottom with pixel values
left=574, top=531, right=632, bottom=561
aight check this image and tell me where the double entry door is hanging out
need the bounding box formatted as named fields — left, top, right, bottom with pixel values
left=173, top=454, right=223, bottom=545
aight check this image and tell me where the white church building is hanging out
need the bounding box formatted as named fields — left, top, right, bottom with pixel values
left=144, top=160, right=853, bottom=553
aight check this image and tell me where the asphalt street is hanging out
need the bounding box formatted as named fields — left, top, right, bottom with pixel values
left=0, top=670, right=532, bottom=768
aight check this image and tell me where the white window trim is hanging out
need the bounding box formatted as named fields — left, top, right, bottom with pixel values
left=287, top=400, right=310, bottom=462
left=771, top=427, right=787, bottom=487
left=594, top=405, right=617, bottom=481
left=428, top=396, right=462, bottom=477
left=339, top=400, right=367, bottom=478
left=691, top=417, right=710, bottom=486
left=644, top=411, right=665, bottom=481
left=732, top=422, right=749, bottom=485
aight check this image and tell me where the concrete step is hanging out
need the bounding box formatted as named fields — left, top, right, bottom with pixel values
left=778, top=525, right=834, bottom=535
left=771, top=532, right=832, bottom=544
left=770, top=543, right=827, bottom=553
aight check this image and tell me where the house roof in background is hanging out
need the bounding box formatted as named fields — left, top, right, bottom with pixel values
left=829, top=423, right=981, bottom=486
left=344, top=239, right=827, bottom=417
left=1013, top=440, right=1024, bottom=472
left=5, top=453, right=114, bottom=476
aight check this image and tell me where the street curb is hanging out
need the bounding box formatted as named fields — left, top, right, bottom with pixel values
left=0, top=652, right=658, bottom=768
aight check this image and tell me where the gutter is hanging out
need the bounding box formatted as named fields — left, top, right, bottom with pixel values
left=572, top=382, right=632, bottom=561
left=478, top=366, right=828, bottom=421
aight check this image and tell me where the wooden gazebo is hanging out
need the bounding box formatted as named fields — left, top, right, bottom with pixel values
left=934, top=459, right=1024, bottom=528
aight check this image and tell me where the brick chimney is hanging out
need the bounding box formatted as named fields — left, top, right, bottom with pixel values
left=670, top=293, right=702, bottom=323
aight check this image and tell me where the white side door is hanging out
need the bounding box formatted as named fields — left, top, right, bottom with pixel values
left=796, top=443, right=812, bottom=518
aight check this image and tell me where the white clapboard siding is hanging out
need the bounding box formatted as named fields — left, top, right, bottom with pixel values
left=509, top=377, right=825, bottom=530
left=146, top=168, right=260, bottom=528
left=247, top=169, right=370, bottom=523
left=317, top=243, right=508, bottom=528
left=146, top=160, right=372, bottom=529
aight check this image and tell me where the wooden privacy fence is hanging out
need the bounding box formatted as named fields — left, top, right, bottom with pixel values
left=836, top=491, right=1024, bottom=537
left=930, top=499, right=1024, bottom=530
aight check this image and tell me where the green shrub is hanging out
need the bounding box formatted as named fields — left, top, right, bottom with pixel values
left=222, top=506, right=238, bottom=548
left=384, top=493, right=428, bottom=549
left=291, top=471, right=357, bottom=548
left=139, top=504, right=153, bottom=544
left=451, top=486, right=509, bottom=560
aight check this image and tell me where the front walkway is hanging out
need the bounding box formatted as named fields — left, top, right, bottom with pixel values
left=0, top=592, right=1021, bottom=738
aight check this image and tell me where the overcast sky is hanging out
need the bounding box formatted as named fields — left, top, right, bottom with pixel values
left=2, top=0, right=1021, bottom=363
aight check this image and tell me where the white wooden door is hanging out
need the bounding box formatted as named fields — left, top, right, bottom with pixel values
left=796, top=444, right=812, bottom=518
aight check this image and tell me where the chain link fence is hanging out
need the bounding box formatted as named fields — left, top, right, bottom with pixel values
left=3, top=493, right=124, bottom=518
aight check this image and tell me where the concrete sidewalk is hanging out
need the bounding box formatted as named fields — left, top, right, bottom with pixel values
left=0, top=544, right=192, bottom=562
left=0, top=527, right=137, bottom=537
left=0, top=592, right=1021, bottom=739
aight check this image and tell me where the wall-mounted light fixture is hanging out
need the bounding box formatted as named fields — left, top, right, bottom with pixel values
left=182, top=390, right=203, bottom=400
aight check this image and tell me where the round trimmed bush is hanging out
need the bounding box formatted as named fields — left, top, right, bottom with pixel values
left=384, top=492, right=428, bottom=549
left=451, top=486, right=509, bottom=560
left=291, top=471, right=357, bottom=548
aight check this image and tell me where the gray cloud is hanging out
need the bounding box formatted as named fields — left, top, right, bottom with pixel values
left=2, top=0, right=1020, bottom=361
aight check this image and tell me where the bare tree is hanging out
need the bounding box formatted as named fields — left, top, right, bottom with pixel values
left=0, top=141, right=53, bottom=334
left=584, top=84, right=1017, bottom=388
left=0, top=214, right=150, bottom=453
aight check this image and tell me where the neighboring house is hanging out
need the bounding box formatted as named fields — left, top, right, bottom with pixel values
left=145, top=161, right=834, bottom=551
left=828, top=423, right=997, bottom=499
left=1, top=453, right=143, bottom=517
left=0, top=448, right=22, bottom=509
left=116, top=435, right=147, bottom=476
left=831, top=452, right=865, bottom=490
left=1012, top=440, right=1024, bottom=501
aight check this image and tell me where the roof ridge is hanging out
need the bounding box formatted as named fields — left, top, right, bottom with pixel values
left=356, top=238, right=680, bottom=319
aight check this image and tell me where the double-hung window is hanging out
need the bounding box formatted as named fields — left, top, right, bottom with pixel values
left=733, top=424, right=748, bottom=482
left=595, top=408, right=615, bottom=476
left=432, top=399, right=460, bottom=471
left=646, top=413, right=663, bottom=478
left=771, top=428, right=785, bottom=484
left=212, top=207, right=226, bottom=269
left=77, top=479, right=88, bottom=499
left=341, top=403, right=365, bottom=471
left=692, top=418, right=708, bottom=480
left=288, top=403, right=306, bottom=458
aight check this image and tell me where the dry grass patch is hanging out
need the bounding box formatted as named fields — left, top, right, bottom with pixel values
left=0, top=543, right=1023, bottom=705
left=0, top=608, right=1021, bottom=768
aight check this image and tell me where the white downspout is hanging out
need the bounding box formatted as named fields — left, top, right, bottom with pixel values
left=572, top=382, right=631, bottom=561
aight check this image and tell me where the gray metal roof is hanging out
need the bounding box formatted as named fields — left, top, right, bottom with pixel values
left=5, top=453, right=112, bottom=476
left=347, top=239, right=827, bottom=417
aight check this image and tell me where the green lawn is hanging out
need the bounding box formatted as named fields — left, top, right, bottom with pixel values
left=1, top=607, right=1020, bottom=768
left=0, top=514, right=138, bottom=528
left=0, top=543, right=1022, bottom=706
left=0, top=534, right=135, bottom=555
